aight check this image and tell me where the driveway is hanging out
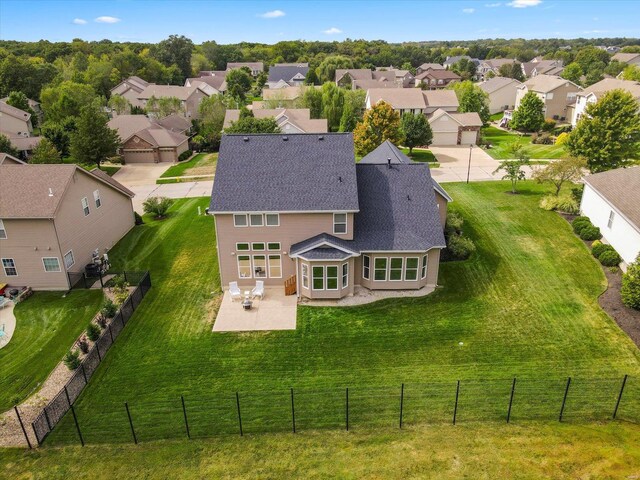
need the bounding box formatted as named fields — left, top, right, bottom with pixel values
left=113, top=164, right=169, bottom=186
left=428, top=146, right=534, bottom=183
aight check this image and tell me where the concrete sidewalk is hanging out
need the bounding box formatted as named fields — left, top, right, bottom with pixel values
left=130, top=181, right=214, bottom=212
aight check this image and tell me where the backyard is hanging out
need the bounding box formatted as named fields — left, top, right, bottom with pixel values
left=157, top=152, right=217, bottom=183
left=0, top=290, right=103, bottom=411
left=481, top=126, right=567, bottom=160
left=44, top=182, right=640, bottom=445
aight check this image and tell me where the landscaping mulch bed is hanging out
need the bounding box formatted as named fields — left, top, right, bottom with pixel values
left=559, top=212, right=640, bottom=348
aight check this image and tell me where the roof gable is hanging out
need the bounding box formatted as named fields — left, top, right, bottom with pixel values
left=583, top=166, right=640, bottom=229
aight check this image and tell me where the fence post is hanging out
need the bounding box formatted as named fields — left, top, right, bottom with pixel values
left=123, top=271, right=128, bottom=283
left=235, top=392, right=243, bottom=436
left=81, top=363, right=88, bottom=384
left=129, top=293, right=136, bottom=310
left=613, top=374, right=628, bottom=420
left=453, top=380, right=460, bottom=425
left=345, top=387, right=350, bottom=431
left=181, top=395, right=191, bottom=439
left=399, top=383, right=404, bottom=429
left=559, top=377, right=571, bottom=422
left=125, top=402, right=137, bottom=444
left=31, top=423, right=41, bottom=447
left=65, top=387, right=84, bottom=448
left=108, top=324, right=114, bottom=343
left=99, top=271, right=104, bottom=289
left=95, top=341, right=102, bottom=362
left=43, top=407, right=52, bottom=431
left=82, top=273, right=88, bottom=289
left=507, top=378, right=516, bottom=423
left=290, top=388, right=296, bottom=434
left=14, top=406, right=32, bottom=449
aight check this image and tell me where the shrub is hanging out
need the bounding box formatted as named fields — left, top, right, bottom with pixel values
left=542, top=118, right=557, bottom=132
left=143, top=196, right=173, bottom=219
left=110, top=274, right=127, bottom=290
left=539, top=195, right=579, bottom=214
left=445, top=212, right=464, bottom=235
left=579, top=224, right=602, bottom=241
left=113, top=281, right=131, bottom=305
left=134, top=211, right=144, bottom=225
left=101, top=299, right=117, bottom=318
left=572, top=217, right=592, bottom=233
left=178, top=149, right=192, bottom=162
left=621, top=256, right=640, bottom=310
left=446, top=234, right=476, bottom=260
left=532, top=132, right=554, bottom=144
left=77, top=337, right=89, bottom=354
left=571, top=185, right=584, bottom=204
left=64, top=350, right=81, bottom=370
left=96, top=314, right=108, bottom=329
left=591, top=240, right=607, bottom=258
left=555, top=132, right=570, bottom=145
left=598, top=249, right=621, bottom=267
left=86, top=322, right=101, bottom=341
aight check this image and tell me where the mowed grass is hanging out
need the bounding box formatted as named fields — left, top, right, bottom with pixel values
left=47, top=183, right=640, bottom=445
left=0, top=290, right=103, bottom=411
left=401, top=147, right=437, bottom=163
left=4, top=422, right=640, bottom=479
left=482, top=126, right=567, bottom=159
left=159, top=153, right=217, bottom=178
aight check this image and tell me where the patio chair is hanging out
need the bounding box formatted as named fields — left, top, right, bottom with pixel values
left=251, top=281, right=265, bottom=300
left=229, top=282, right=242, bottom=302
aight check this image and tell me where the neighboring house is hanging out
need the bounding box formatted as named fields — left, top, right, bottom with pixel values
left=478, top=76, right=523, bottom=114
left=375, top=67, right=415, bottom=87
left=185, top=75, right=227, bottom=94
left=110, top=76, right=150, bottom=109
left=353, top=79, right=402, bottom=90
left=611, top=52, right=640, bottom=67
left=335, top=69, right=395, bottom=88
left=0, top=96, right=43, bottom=124
left=226, top=62, right=264, bottom=76
left=137, top=85, right=212, bottom=119
left=209, top=134, right=450, bottom=299
left=259, top=86, right=321, bottom=108
left=0, top=162, right=135, bottom=290
left=580, top=167, right=640, bottom=266
left=443, top=55, right=480, bottom=68
left=198, top=70, right=228, bottom=77
left=108, top=115, right=189, bottom=163
left=416, top=63, right=445, bottom=75
left=223, top=108, right=328, bottom=133
left=521, top=58, right=564, bottom=78
left=514, top=75, right=582, bottom=121
left=476, top=59, right=519, bottom=81
left=428, top=109, right=482, bottom=146
left=0, top=152, right=26, bottom=165
left=365, top=88, right=459, bottom=116
left=0, top=100, right=33, bottom=137
left=267, top=63, right=309, bottom=89
left=8, top=136, right=42, bottom=159
left=414, top=69, right=461, bottom=89
left=571, top=78, right=640, bottom=126
left=596, top=46, right=621, bottom=54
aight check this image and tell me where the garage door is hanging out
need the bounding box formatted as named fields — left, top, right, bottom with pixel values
left=460, top=130, right=478, bottom=146
left=431, top=132, right=458, bottom=146
left=124, top=150, right=155, bottom=163
left=159, top=149, right=176, bottom=162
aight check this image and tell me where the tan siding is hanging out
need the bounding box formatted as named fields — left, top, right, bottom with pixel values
left=0, top=218, right=68, bottom=290
left=54, top=171, right=135, bottom=275
left=355, top=250, right=440, bottom=290
left=297, top=258, right=353, bottom=299
left=486, top=84, right=519, bottom=114
left=435, top=192, right=448, bottom=228
left=185, top=90, right=208, bottom=119
left=0, top=113, right=32, bottom=136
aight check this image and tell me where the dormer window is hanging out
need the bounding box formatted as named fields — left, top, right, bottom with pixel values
left=333, top=213, right=347, bottom=234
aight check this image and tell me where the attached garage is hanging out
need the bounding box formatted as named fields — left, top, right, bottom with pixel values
left=432, top=131, right=459, bottom=146
left=460, top=130, right=478, bottom=146
left=159, top=149, right=177, bottom=162
left=123, top=149, right=156, bottom=163
left=428, top=109, right=482, bottom=146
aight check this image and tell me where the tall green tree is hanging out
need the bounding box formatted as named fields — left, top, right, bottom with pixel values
left=226, top=68, right=253, bottom=101
left=29, top=138, right=61, bottom=164
left=497, top=62, right=524, bottom=82
left=339, top=89, right=366, bottom=132
left=566, top=89, right=640, bottom=173
left=353, top=101, right=403, bottom=157
left=510, top=91, right=545, bottom=132
left=224, top=117, right=280, bottom=134
left=316, top=55, right=353, bottom=83
left=152, top=35, right=194, bottom=81
left=400, top=112, right=433, bottom=154
left=41, top=120, right=75, bottom=157
left=5, top=90, right=38, bottom=126
left=40, top=81, right=95, bottom=122
left=561, top=62, right=583, bottom=85
left=0, top=133, right=19, bottom=157
left=321, top=82, right=345, bottom=132
left=146, top=96, right=183, bottom=118
left=451, top=58, right=476, bottom=81
left=70, top=100, right=120, bottom=169
left=621, top=65, right=640, bottom=82
left=450, top=81, right=490, bottom=124
left=301, top=87, right=323, bottom=118
left=107, top=94, right=131, bottom=115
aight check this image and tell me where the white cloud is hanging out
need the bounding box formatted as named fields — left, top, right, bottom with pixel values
left=584, top=29, right=607, bottom=34
left=259, top=10, right=285, bottom=18
left=94, top=16, right=121, bottom=24
left=507, top=0, right=542, bottom=7
left=485, top=2, right=501, bottom=6
left=462, top=8, right=475, bottom=13
left=72, top=18, right=87, bottom=25
left=323, top=27, right=343, bottom=35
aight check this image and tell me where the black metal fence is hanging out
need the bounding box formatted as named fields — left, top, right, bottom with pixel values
left=29, top=271, right=151, bottom=446
left=68, top=270, right=148, bottom=290
left=43, top=374, right=639, bottom=447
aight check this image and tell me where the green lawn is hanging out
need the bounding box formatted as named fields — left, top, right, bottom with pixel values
left=482, top=126, right=567, bottom=160
left=489, top=112, right=504, bottom=122
left=0, top=290, right=103, bottom=410
left=400, top=147, right=437, bottom=163
left=159, top=153, right=217, bottom=180
left=100, top=165, right=121, bottom=176
left=3, top=422, right=640, bottom=479
left=45, top=183, right=640, bottom=445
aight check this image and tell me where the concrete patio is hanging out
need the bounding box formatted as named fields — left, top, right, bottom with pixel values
left=213, top=287, right=297, bottom=332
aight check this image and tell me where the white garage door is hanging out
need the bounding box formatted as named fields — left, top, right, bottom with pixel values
left=460, top=130, right=478, bottom=146
left=432, top=132, right=458, bottom=146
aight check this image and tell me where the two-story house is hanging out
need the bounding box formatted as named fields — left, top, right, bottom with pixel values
left=478, top=77, right=523, bottom=114
left=414, top=69, right=461, bottom=89
left=571, top=78, right=640, bottom=127
left=0, top=157, right=135, bottom=290
left=267, top=63, right=309, bottom=89
left=209, top=134, right=450, bottom=300
left=0, top=100, right=33, bottom=137
left=514, top=75, right=582, bottom=121
left=110, top=76, right=150, bottom=109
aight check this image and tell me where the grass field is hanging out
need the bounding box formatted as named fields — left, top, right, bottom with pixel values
left=0, top=290, right=103, bottom=411
left=482, top=126, right=567, bottom=160
left=44, top=182, right=640, bottom=445
left=159, top=153, right=217, bottom=179
left=3, top=422, right=640, bottom=479
left=400, top=147, right=437, bottom=163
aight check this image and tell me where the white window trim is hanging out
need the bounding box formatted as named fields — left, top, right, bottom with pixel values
left=237, top=254, right=252, bottom=279
left=2, top=258, right=18, bottom=276
left=389, top=257, right=404, bottom=282
left=326, top=265, right=339, bottom=291
left=265, top=213, right=280, bottom=227
left=64, top=250, right=75, bottom=269
left=421, top=255, right=428, bottom=279
left=342, top=262, right=349, bottom=289
left=251, top=242, right=266, bottom=251
left=267, top=242, right=281, bottom=251
left=252, top=254, right=267, bottom=278
left=333, top=213, right=348, bottom=235
left=312, top=265, right=325, bottom=291
left=268, top=254, right=282, bottom=279
left=302, top=263, right=309, bottom=289
left=93, top=189, right=102, bottom=208
left=0, top=219, right=6, bottom=239
left=42, top=257, right=62, bottom=273
left=81, top=197, right=90, bottom=216
left=249, top=214, right=264, bottom=227
left=235, top=242, right=250, bottom=251
left=234, top=214, right=248, bottom=227
left=607, top=210, right=615, bottom=229
left=362, top=254, right=370, bottom=280
left=373, top=257, right=388, bottom=282
left=404, top=257, right=419, bottom=281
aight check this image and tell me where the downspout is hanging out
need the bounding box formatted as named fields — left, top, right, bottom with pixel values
left=52, top=218, right=71, bottom=291
left=295, top=257, right=300, bottom=299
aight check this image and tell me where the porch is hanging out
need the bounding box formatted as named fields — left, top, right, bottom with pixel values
left=213, top=286, right=297, bottom=332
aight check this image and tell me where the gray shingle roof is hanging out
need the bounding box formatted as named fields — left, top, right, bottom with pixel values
left=359, top=140, right=412, bottom=164
left=290, top=233, right=359, bottom=258
left=268, top=65, right=309, bottom=83
left=209, top=133, right=359, bottom=213
left=583, top=166, right=640, bottom=229
left=298, top=247, right=353, bottom=260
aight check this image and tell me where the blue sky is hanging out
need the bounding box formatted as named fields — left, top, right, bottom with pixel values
left=0, top=0, right=638, bottom=44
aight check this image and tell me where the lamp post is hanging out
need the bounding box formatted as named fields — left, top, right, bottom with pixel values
left=466, top=144, right=473, bottom=184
